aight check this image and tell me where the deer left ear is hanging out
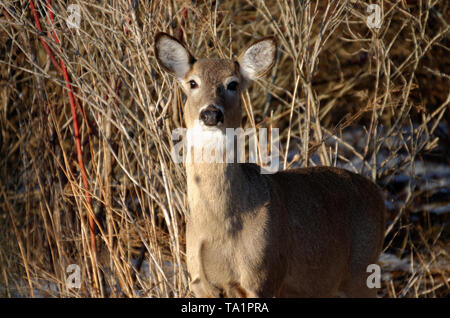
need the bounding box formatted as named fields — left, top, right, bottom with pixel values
left=154, top=32, right=196, bottom=80
left=237, top=36, right=277, bottom=87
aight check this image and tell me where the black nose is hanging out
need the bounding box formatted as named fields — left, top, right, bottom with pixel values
left=199, top=105, right=224, bottom=126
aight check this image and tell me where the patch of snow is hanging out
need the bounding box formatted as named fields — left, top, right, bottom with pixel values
left=379, top=253, right=412, bottom=273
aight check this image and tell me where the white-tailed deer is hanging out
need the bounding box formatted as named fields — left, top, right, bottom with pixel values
left=154, top=32, right=386, bottom=297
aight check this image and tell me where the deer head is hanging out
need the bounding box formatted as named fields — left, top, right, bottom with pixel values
left=154, top=33, right=277, bottom=131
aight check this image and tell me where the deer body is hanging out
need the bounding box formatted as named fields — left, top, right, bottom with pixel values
left=155, top=33, right=386, bottom=297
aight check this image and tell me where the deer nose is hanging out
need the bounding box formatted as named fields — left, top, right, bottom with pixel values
left=199, top=105, right=224, bottom=126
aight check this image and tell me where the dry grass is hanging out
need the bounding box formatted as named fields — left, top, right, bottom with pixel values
left=0, top=0, right=449, bottom=297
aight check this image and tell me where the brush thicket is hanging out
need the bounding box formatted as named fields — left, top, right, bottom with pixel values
left=0, top=0, right=448, bottom=297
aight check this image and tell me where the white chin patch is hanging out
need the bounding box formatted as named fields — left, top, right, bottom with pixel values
left=186, top=120, right=226, bottom=163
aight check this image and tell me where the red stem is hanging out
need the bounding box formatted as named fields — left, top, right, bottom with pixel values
left=29, top=0, right=96, bottom=255
left=28, top=1, right=62, bottom=74
left=178, top=7, right=188, bottom=41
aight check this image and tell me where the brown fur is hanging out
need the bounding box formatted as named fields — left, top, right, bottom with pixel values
left=155, top=33, right=386, bottom=298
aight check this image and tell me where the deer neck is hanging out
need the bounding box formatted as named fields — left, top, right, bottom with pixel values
left=185, top=162, right=247, bottom=223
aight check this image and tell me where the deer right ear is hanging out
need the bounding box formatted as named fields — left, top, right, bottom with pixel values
left=238, top=37, right=277, bottom=88
left=154, top=33, right=196, bottom=80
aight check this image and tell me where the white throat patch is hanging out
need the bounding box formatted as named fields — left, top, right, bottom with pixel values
left=186, top=120, right=227, bottom=163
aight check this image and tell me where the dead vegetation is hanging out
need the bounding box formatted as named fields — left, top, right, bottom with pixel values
left=0, top=0, right=448, bottom=297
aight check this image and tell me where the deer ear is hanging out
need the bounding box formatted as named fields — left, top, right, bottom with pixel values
left=238, top=37, right=277, bottom=86
left=154, top=32, right=196, bottom=80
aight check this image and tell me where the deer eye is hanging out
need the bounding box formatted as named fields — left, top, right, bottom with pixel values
left=227, top=81, right=239, bottom=91
left=188, top=80, right=198, bottom=89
